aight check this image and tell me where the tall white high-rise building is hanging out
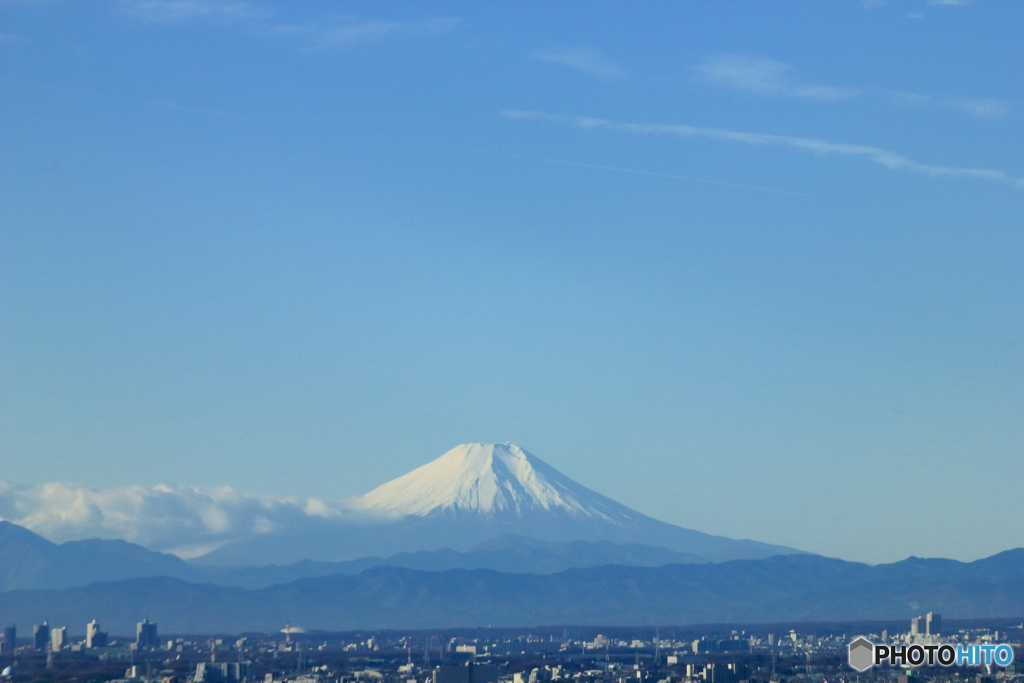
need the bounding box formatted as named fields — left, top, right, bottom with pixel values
left=51, top=627, right=66, bottom=651
left=86, top=620, right=107, bottom=649
left=136, top=620, right=158, bottom=649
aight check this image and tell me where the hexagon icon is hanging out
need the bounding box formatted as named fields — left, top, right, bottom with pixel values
left=848, top=637, right=875, bottom=672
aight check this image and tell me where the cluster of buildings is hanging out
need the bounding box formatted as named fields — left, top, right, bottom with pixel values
left=0, top=619, right=159, bottom=654
left=1, top=617, right=1020, bottom=683
left=172, top=623, right=1017, bottom=683
left=908, top=613, right=943, bottom=644
left=195, top=662, right=255, bottom=683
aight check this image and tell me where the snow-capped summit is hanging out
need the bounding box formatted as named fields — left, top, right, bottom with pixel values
left=354, top=443, right=629, bottom=522
left=194, top=442, right=807, bottom=566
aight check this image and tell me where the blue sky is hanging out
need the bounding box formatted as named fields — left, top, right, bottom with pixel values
left=1, top=0, right=1022, bottom=564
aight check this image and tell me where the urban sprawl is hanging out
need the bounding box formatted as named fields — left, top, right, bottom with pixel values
left=1, top=616, right=1020, bottom=683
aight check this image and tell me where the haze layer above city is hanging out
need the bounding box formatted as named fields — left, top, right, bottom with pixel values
left=1, top=1, right=1022, bottom=566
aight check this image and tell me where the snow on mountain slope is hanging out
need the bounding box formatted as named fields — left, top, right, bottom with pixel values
left=190, top=442, right=809, bottom=565
left=353, top=443, right=634, bottom=523
left=3, top=442, right=810, bottom=567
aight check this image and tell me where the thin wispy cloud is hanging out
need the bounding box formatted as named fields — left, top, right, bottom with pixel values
left=124, top=0, right=265, bottom=24
left=532, top=48, right=627, bottom=80
left=696, top=54, right=863, bottom=101
left=863, top=0, right=971, bottom=8
left=957, top=99, right=1010, bottom=118
left=891, top=91, right=1011, bottom=119
left=121, top=1, right=459, bottom=50
left=697, top=53, right=1010, bottom=120
left=276, top=17, right=461, bottom=50
left=503, top=110, right=1024, bottom=187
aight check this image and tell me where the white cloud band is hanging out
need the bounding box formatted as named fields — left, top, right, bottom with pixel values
left=122, top=1, right=460, bottom=50
left=696, top=55, right=863, bottom=101
left=0, top=480, right=352, bottom=558
left=532, top=48, right=627, bottom=80
left=503, top=110, right=1024, bottom=186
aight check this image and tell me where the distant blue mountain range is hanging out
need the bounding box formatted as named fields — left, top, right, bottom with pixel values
left=0, top=520, right=708, bottom=591
left=1, top=519, right=1020, bottom=633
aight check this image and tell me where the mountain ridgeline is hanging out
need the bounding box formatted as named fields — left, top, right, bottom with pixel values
left=0, top=522, right=709, bottom=591
left=3, top=442, right=1020, bottom=632
left=2, top=550, right=1021, bottom=632
left=2, top=443, right=802, bottom=591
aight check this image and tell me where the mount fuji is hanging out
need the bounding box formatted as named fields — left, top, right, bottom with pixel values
left=195, top=443, right=805, bottom=566
left=355, top=442, right=651, bottom=521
